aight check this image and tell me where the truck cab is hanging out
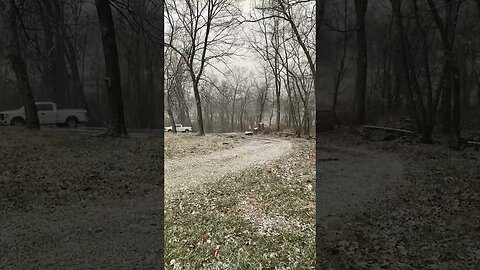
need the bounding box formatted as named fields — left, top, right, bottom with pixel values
left=0, top=101, right=88, bottom=127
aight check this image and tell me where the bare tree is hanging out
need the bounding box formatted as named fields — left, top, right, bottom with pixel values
left=331, top=0, right=349, bottom=113
left=315, top=0, right=326, bottom=136
left=248, top=9, right=283, bottom=131
left=426, top=0, right=463, bottom=146
left=257, top=65, right=270, bottom=125
left=0, top=0, right=40, bottom=129
left=353, top=0, right=368, bottom=124
left=165, top=0, right=240, bottom=135
left=95, top=0, right=127, bottom=137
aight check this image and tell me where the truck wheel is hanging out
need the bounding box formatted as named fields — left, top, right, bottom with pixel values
left=11, top=117, right=25, bottom=126
left=185, top=129, right=190, bottom=133
left=66, top=117, right=78, bottom=128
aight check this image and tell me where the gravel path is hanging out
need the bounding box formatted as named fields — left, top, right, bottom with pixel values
left=165, top=137, right=293, bottom=194
left=316, top=145, right=404, bottom=224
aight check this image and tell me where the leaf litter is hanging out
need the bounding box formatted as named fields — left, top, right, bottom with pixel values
left=316, top=131, right=480, bottom=269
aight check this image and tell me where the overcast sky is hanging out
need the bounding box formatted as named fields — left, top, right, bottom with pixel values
left=207, top=0, right=262, bottom=79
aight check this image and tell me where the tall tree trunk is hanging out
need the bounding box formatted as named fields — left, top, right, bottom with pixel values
left=442, top=63, right=453, bottom=133
left=1, top=0, right=40, bottom=129
left=231, top=89, right=237, bottom=132
left=315, top=0, right=326, bottom=135
left=37, top=0, right=55, bottom=101
left=167, top=96, right=177, bottom=134
left=166, top=73, right=177, bottom=133
left=258, top=72, right=269, bottom=124
left=51, top=0, right=69, bottom=107
left=477, top=82, right=480, bottom=106
left=275, top=81, right=281, bottom=132
left=332, top=0, right=348, bottom=113
left=144, top=44, right=156, bottom=129
left=158, top=2, right=165, bottom=268
left=452, top=64, right=461, bottom=146
left=426, top=0, right=462, bottom=145
left=282, top=55, right=299, bottom=134
left=269, top=103, right=274, bottom=126
left=63, top=26, right=90, bottom=116
left=476, top=0, right=480, bottom=19
left=391, top=0, right=432, bottom=143
left=315, top=2, right=326, bottom=266
left=192, top=81, right=205, bottom=135
left=273, top=20, right=281, bottom=132
left=354, top=0, right=368, bottom=124
left=95, top=0, right=127, bottom=137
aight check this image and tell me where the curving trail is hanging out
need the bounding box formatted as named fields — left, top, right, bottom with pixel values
left=165, top=137, right=293, bottom=194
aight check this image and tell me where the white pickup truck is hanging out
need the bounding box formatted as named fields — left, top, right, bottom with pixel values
left=164, top=124, right=192, bottom=133
left=0, top=101, right=88, bottom=127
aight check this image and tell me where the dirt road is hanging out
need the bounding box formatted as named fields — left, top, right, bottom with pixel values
left=317, top=145, right=404, bottom=224
left=165, top=137, right=293, bottom=194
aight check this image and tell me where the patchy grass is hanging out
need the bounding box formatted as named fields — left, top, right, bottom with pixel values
left=317, top=132, right=480, bottom=269
left=164, top=133, right=247, bottom=159
left=164, top=139, right=315, bottom=269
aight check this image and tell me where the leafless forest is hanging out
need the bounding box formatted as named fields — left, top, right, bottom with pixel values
left=1, top=0, right=480, bottom=268
left=316, top=1, right=480, bottom=268
left=317, top=0, right=480, bottom=146
left=165, top=0, right=315, bottom=137
left=0, top=0, right=316, bottom=138
left=0, top=0, right=164, bottom=136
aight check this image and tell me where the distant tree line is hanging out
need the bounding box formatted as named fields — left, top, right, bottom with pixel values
left=165, top=0, right=315, bottom=137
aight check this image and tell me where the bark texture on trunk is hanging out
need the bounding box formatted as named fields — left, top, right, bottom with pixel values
left=192, top=82, right=205, bottom=135
left=315, top=0, right=325, bottom=134
left=95, top=0, right=127, bottom=137
left=354, top=0, right=368, bottom=124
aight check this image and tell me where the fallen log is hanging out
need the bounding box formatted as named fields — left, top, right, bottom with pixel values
left=466, top=141, right=480, bottom=149
left=318, top=158, right=340, bottom=162
left=362, top=125, right=415, bottom=134
left=277, top=132, right=295, bottom=137
left=362, top=125, right=415, bottom=141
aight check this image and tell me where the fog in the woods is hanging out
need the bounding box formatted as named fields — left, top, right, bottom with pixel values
left=1, top=0, right=480, bottom=268
left=165, top=0, right=315, bottom=136
left=0, top=0, right=163, bottom=132
left=318, top=0, right=480, bottom=146
left=316, top=1, right=480, bottom=268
